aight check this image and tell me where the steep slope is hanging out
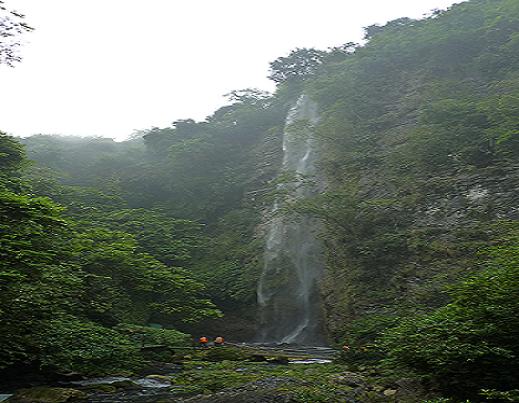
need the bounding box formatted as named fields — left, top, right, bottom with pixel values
left=293, top=0, right=519, bottom=344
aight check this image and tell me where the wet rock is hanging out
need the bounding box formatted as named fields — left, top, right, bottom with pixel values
left=81, top=384, right=117, bottom=393
left=140, top=361, right=181, bottom=376
left=289, top=358, right=331, bottom=364
left=268, top=356, right=289, bottom=365
left=249, top=354, right=268, bottom=362
left=331, top=371, right=367, bottom=387
left=8, top=387, right=87, bottom=402
left=109, top=370, right=134, bottom=377
left=70, top=376, right=130, bottom=387
left=394, top=377, right=431, bottom=401
left=54, top=373, right=84, bottom=382
left=383, top=388, right=398, bottom=397
left=249, top=377, right=299, bottom=388
left=110, top=380, right=138, bottom=390
left=144, top=374, right=171, bottom=382
left=134, top=377, right=171, bottom=388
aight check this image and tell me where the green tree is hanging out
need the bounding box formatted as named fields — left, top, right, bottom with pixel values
left=268, top=48, right=326, bottom=84
left=0, top=134, right=220, bottom=374
left=380, top=223, right=519, bottom=399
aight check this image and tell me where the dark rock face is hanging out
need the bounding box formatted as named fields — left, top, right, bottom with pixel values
left=412, top=167, right=519, bottom=228
left=321, top=162, right=519, bottom=341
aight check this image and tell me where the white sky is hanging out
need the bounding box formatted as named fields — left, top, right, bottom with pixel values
left=1, top=0, right=464, bottom=140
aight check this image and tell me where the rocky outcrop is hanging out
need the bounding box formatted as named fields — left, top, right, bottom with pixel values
left=7, top=387, right=86, bottom=403
left=321, top=162, right=519, bottom=342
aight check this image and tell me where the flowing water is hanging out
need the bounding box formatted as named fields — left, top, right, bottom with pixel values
left=257, top=94, right=325, bottom=345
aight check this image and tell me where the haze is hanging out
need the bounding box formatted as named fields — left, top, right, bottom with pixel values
left=0, top=0, right=464, bottom=140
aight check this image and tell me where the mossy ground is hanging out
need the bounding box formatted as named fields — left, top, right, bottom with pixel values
left=136, top=348, right=417, bottom=402
left=7, top=347, right=435, bottom=402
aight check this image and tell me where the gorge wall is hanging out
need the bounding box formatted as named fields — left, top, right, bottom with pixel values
left=21, top=0, right=519, bottom=347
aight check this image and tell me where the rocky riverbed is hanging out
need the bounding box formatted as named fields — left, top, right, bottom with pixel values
left=1, top=346, right=432, bottom=402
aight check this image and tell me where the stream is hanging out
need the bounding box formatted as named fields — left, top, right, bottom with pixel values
left=0, top=345, right=338, bottom=403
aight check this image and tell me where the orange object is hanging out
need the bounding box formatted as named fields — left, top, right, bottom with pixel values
left=214, top=336, right=224, bottom=345
left=199, top=336, right=208, bottom=343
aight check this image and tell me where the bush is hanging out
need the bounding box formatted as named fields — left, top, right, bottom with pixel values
left=380, top=228, right=519, bottom=399
left=39, top=317, right=141, bottom=374
left=116, top=324, right=190, bottom=348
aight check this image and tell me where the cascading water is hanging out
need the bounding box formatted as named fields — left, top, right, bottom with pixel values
left=257, top=94, right=325, bottom=345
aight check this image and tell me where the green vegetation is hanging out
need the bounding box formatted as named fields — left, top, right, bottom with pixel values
left=380, top=227, right=519, bottom=399
left=288, top=0, right=519, bottom=399
left=0, top=132, right=218, bottom=375
left=143, top=359, right=389, bottom=402
left=21, top=90, right=287, bottom=339
left=1, top=0, right=519, bottom=400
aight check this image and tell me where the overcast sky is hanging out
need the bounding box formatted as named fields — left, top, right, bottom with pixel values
left=0, top=0, right=465, bottom=140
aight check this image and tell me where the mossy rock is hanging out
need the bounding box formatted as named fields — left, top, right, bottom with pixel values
left=145, top=374, right=172, bottom=382
left=248, top=354, right=268, bottom=362
left=169, top=385, right=204, bottom=397
left=204, top=347, right=250, bottom=362
left=110, top=380, right=138, bottom=390
left=330, top=371, right=367, bottom=387
left=8, top=387, right=87, bottom=403
left=268, top=356, right=289, bottom=365
left=109, top=370, right=135, bottom=377
left=81, top=384, right=117, bottom=393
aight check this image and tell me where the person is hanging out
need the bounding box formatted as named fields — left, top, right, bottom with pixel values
left=214, top=336, right=224, bottom=346
left=199, top=336, right=208, bottom=348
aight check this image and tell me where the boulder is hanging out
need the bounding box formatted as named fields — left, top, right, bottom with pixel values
left=248, top=354, right=268, bottom=362
left=331, top=371, right=367, bottom=387
left=394, top=377, right=431, bottom=401
left=81, top=384, right=117, bottom=393
left=8, top=387, right=86, bottom=403
left=110, top=380, right=138, bottom=390
left=145, top=374, right=171, bottom=382
left=383, top=388, right=398, bottom=397
left=268, top=356, right=289, bottom=365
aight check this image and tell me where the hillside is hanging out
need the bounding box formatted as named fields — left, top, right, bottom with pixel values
left=2, top=0, right=519, bottom=400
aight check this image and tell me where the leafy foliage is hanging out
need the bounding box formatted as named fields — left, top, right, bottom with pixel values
left=0, top=133, right=219, bottom=374
left=22, top=89, right=287, bottom=338
left=380, top=224, right=519, bottom=398
left=268, top=48, right=327, bottom=84
left=4, top=2, right=519, bottom=395
left=38, top=317, right=141, bottom=374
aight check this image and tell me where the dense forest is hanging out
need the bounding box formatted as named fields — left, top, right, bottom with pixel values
left=1, top=0, right=519, bottom=401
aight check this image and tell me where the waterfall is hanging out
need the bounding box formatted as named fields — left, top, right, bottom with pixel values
left=256, top=94, right=325, bottom=345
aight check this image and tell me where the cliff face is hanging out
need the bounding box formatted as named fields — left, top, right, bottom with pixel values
left=299, top=0, right=519, bottom=344
left=320, top=163, right=519, bottom=342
